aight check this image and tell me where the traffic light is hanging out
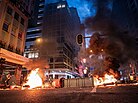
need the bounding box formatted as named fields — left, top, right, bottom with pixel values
left=76, top=34, right=83, bottom=45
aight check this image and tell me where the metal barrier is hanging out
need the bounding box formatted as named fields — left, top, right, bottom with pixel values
left=63, top=77, right=94, bottom=88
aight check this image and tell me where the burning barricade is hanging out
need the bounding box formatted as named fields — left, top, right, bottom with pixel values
left=93, top=73, right=117, bottom=86
left=22, top=68, right=43, bottom=90
left=21, top=68, right=61, bottom=90
left=92, top=68, right=120, bottom=87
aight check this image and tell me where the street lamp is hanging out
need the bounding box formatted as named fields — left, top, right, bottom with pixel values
left=36, top=38, right=42, bottom=44
left=101, top=49, right=104, bottom=52
left=90, top=50, right=93, bottom=53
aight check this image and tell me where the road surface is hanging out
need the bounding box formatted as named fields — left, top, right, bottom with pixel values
left=0, top=84, right=138, bottom=103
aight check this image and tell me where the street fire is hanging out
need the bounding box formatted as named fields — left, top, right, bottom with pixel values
left=22, top=68, right=43, bottom=89
left=93, top=73, right=117, bottom=86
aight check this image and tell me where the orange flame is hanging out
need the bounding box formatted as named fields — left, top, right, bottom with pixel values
left=93, top=73, right=117, bottom=86
left=22, top=68, right=43, bottom=89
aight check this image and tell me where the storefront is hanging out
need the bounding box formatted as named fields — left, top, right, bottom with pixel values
left=0, top=48, right=29, bottom=85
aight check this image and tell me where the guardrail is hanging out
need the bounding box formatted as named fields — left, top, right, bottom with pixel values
left=63, top=77, right=94, bottom=88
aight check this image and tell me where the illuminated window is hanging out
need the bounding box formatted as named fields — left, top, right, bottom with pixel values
left=57, top=5, right=61, bottom=9
left=28, top=53, right=34, bottom=58
left=62, top=5, right=65, bottom=8
left=27, top=29, right=41, bottom=32
left=57, top=4, right=66, bottom=9
left=28, top=53, right=32, bottom=58
left=34, top=52, right=39, bottom=58
left=28, top=52, right=39, bottom=58
left=39, top=9, right=43, bottom=12
left=32, top=53, right=35, bottom=58
left=38, top=16, right=42, bottom=18
left=37, top=22, right=41, bottom=24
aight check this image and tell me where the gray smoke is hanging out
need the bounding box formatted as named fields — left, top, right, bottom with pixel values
left=84, top=0, right=137, bottom=64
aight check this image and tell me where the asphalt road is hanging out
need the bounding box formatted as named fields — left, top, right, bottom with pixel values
left=0, top=85, right=138, bottom=103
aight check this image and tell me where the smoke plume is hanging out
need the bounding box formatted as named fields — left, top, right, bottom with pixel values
left=85, top=0, right=137, bottom=64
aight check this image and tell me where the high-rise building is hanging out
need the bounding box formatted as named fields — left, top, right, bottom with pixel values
left=0, top=0, right=32, bottom=84
left=24, top=0, right=82, bottom=72
left=41, top=0, right=81, bottom=72
left=24, top=0, right=45, bottom=59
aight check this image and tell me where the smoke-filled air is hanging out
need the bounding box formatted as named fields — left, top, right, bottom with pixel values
left=80, top=0, right=138, bottom=77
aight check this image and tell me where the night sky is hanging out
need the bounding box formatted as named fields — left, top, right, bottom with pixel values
left=67, top=0, right=97, bottom=22
left=46, top=0, right=97, bottom=22
left=67, top=0, right=97, bottom=47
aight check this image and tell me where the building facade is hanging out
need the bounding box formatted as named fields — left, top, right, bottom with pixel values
left=24, top=0, right=82, bottom=72
left=0, top=0, right=31, bottom=84
left=41, top=0, right=81, bottom=72
left=24, top=0, right=45, bottom=59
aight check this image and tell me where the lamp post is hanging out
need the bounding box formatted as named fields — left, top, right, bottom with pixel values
left=36, top=38, right=42, bottom=44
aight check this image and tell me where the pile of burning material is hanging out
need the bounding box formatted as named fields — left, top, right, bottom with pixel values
left=22, top=68, right=43, bottom=90
left=21, top=67, right=65, bottom=89
left=43, top=78, right=63, bottom=88
left=43, top=82, right=52, bottom=88
left=93, top=73, right=117, bottom=86
left=93, top=68, right=120, bottom=86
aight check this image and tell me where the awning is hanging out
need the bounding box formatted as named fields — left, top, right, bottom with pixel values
left=0, top=48, right=29, bottom=65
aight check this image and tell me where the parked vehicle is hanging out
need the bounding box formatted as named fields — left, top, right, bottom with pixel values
left=45, top=71, right=80, bottom=79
